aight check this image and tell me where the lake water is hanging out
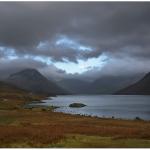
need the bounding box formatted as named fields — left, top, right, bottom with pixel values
left=31, top=95, right=150, bottom=120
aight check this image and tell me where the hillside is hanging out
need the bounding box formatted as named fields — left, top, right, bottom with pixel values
left=0, top=81, right=45, bottom=109
left=88, top=75, right=141, bottom=94
left=0, top=81, right=26, bottom=96
left=116, top=72, right=150, bottom=95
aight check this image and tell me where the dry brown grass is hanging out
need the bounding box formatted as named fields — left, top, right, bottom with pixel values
left=0, top=109, right=150, bottom=142
left=0, top=125, right=65, bottom=147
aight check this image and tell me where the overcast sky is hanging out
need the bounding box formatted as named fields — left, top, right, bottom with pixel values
left=0, top=2, right=150, bottom=80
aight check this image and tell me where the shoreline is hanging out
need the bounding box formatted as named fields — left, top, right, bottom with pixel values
left=26, top=97, right=148, bottom=122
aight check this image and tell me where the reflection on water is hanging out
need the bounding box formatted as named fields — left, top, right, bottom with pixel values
left=30, top=95, right=150, bottom=120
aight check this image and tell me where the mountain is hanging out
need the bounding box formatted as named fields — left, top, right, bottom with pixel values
left=116, top=72, right=150, bottom=95
left=6, top=68, right=67, bottom=95
left=56, top=75, right=142, bottom=94
left=88, top=75, right=141, bottom=94
left=57, top=79, right=91, bottom=94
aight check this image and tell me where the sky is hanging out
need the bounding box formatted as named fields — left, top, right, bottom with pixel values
left=0, top=2, right=150, bottom=81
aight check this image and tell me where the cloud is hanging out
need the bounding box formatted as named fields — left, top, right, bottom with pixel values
left=0, top=2, right=150, bottom=80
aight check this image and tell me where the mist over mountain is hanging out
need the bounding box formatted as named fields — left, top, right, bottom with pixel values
left=1, top=67, right=149, bottom=95
left=6, top=68, right=67, bottom=95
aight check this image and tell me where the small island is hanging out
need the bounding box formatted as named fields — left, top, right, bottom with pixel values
left=69, top=103, right=86, bottom=108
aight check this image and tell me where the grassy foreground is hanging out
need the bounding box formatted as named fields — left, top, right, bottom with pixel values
left=0, top=87, right=150, bottom=148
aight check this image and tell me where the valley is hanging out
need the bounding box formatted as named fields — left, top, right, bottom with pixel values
left=0, top=80, right=150, bottom=147
left=0, top=69, right=150, bottom=147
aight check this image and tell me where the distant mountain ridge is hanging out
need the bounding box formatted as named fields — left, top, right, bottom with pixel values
left=57, top=75, right=142, bottom=94
left=4, top=68, right=148, bottom=95
left=6, top=68, right=67, bottom=95
left=116, top=72, right=150, bottom=95
left=88, top=75, right=142, bottom=94
left=57, top=79, right=91, bottom=94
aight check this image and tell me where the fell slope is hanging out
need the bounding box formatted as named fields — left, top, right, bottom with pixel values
left=116, top=72, right=150, bottom=95
left=6, top=68, right=66, bottom=95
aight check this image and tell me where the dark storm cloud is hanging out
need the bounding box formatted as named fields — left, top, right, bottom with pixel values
left=0, top=2, right=150, bottom=79
left=0, top=2, right=65, bottom=47
left=0, top=2, right=150, bottom=60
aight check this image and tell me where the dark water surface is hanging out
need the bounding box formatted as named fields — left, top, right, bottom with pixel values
left=31, top=95, right=150, bottom=120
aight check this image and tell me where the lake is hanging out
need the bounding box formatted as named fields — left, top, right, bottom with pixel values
left=30, top=95, right=150, bottom=120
